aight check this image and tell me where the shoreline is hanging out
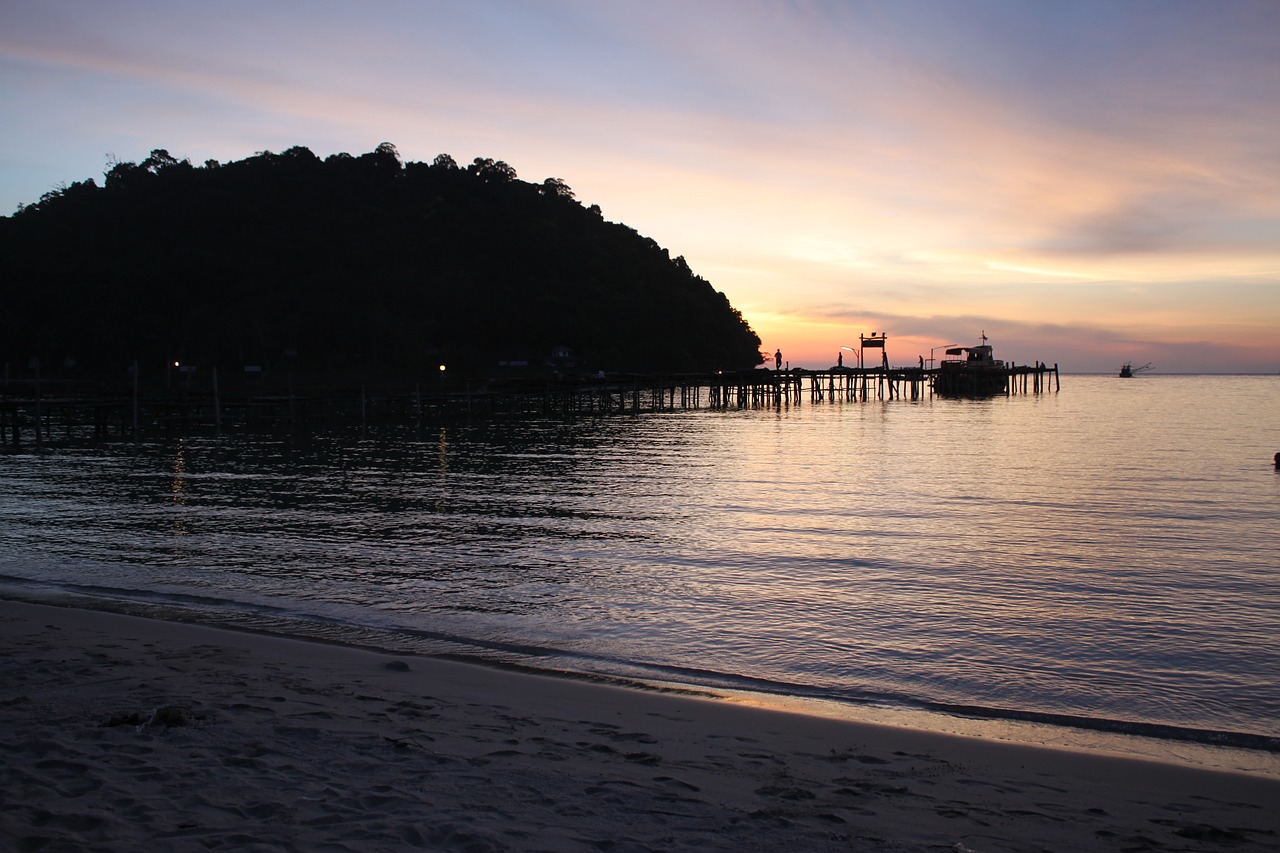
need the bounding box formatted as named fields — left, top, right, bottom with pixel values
left=6, top=582, right=1276, bottom=781
left=4, top=598, right=1278, bottom=851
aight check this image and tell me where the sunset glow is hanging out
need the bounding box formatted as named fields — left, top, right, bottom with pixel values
left=2, top=1, right=1276, bottom=372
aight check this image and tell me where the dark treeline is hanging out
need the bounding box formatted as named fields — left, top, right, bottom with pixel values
left=1, top=144, right=762, bottom=386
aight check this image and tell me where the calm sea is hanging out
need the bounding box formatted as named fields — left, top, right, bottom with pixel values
left=2, top=375, right=1277, bottom=776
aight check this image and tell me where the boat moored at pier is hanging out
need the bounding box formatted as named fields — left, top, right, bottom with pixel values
left=933, top=334, right=1009, bottom=397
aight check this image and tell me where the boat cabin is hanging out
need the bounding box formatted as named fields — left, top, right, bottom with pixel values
left=942, top=343, right=1004, bottom=369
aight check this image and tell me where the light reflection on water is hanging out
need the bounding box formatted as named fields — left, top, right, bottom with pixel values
left=1, top=375, right=1277, bottom=771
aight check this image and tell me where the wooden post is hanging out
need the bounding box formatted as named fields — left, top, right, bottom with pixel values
left=33, top=358, right=42, bottom=447
left=212, top=367, right=222, bottom=430
left=132, top=360, right=140, bottom=437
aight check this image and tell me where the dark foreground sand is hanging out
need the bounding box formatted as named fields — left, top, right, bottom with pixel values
left=2, top=599, right=1277, bottom=852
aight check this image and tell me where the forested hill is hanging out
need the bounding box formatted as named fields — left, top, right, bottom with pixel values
left=0, top=144, right=763, bottom=382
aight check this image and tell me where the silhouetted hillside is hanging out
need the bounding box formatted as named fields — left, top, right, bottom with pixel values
left=1, top=144, right=762, bottom=383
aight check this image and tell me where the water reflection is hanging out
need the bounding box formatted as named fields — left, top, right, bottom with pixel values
left=170, top=439, right=188, bottom=545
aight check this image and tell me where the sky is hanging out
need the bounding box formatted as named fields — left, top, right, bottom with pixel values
left=2, top=0, right=1277, bottom=373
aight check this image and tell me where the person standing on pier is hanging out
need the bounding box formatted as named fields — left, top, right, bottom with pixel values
left=775, top=349, right=782, bottom=370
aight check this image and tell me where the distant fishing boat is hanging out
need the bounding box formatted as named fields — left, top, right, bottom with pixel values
left=934, top=333, right=1009, bottom=397
left=1119, top=362, right=1152, bottom=378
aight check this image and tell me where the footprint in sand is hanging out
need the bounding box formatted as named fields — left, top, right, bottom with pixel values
left=754, top=784, right=815, bottom=801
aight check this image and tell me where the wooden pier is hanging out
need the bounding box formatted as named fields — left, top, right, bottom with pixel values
left=1, top=363, right=1059, bottom=444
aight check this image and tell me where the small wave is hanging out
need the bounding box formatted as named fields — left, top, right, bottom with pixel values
left=925, top=701, right=1280, bottom=753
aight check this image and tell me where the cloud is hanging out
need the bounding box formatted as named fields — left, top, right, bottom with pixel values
left=985, top=263, right=1092, bottom=280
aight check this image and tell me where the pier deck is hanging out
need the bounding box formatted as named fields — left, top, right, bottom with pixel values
left=1, top=363, right=1059, bottom=444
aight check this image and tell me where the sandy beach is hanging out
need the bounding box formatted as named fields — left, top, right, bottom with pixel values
left=2, top=599, right=1276, bottom=852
